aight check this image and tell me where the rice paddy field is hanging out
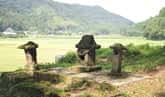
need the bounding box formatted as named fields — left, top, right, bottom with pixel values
left=0, top=35, right=165, bottom=72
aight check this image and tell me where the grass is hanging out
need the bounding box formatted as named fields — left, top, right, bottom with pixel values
left=96, top=44, right=165, bottom=72
left=123, top=44, right=165, bottom=72
left=0, top=71, right=64, bottom=97
left=0, top=35, right=165, bottom=72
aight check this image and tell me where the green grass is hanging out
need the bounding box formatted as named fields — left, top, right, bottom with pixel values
left=0, top=35, right=165, bottom=72
left=96, top=44, right=165, bottom=72
left=0, top=71, right=64, bottom=97
left=123, top=44, right=165, bottom=72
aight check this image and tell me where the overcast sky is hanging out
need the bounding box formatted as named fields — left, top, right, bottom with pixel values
left=53, top=0, right=165, bottom=22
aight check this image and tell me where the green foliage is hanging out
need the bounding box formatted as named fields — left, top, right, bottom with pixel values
left=135, top=7, right=165, bottom=40
left=79, top=93, right=93, bottom=97
left=0, top=71, right=64, bottom=97
left=0, top=0, right=133, bottom=34
left=97, top=44, right=165, bottom=72
left=8, top=81, right=62, bottom=97
left=124, top=44, right=165, bottom=72
left=96, top=63, right=112, bottom=70
left=0, top=71, right=32, bottom=86
left=96, top=48, right=112, bottom=58
left=38, top=44, right=165, bottom=72
left=37, top=52, right=77, bottom=70
left=121, top=24, right=144, bottom=37
left=57, top=52, right=78, bottom=64
left=144, top=17, right=165, bottom=40
left=159, top=7, right=165, bottom=17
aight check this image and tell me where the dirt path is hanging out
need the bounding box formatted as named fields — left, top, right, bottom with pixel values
left=44, top=66, right=165, bottom=97
left=118, top=66, right=165, bottom=97
left=49, top=67, right=150, bottom=86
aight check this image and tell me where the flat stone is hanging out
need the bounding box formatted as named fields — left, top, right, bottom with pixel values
left=75, top=65, right=102, bottom=72
left=48, top=67, right=150, bottom=87
left=33, top=71, right=64, bottom=83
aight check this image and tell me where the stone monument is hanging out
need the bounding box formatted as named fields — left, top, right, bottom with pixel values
left=75, top=35, right=101, bottom=72
left=110, top=43, right=127, bottom=75
left=18, top=41, right=38, bottom=72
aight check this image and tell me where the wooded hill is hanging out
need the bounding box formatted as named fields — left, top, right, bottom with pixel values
left=134, top=7, right=165, bottom=40
left=0, top=0, right=133, bottom=34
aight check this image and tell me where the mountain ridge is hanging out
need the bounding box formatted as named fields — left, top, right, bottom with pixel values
left=0, top=0, right=133, bottom=34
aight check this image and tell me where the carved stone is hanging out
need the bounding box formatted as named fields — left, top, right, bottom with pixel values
left=75, top=35, right=101, bottom=72
left=110, top=43, right=127, bottom=75
left=76, top=35, right=101, bottom=66
left=18, top=41, right=38, bottom=72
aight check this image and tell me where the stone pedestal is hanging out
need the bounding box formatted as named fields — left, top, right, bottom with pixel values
left=110, top=43, right=127, bottom=76
left=79, top=65, right=101, bottom=72
left=71, top=65, right=102, bottom=73
left=75, top=35, right=101, bottom=72
left=80, top=53, right=95, bottom=66
left=111, top=55, right=122, bottom=75
left=18, top=41, right=38, bottom=74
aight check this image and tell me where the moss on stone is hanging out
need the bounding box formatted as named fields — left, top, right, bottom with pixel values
left=18, top=41, right=38, bottom=49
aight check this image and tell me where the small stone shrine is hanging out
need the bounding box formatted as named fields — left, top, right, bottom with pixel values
left=18, top=41, right=38, bottom=72
left=75, top=35, right=101, bottom=72
left=110, top=43, right=127, bottom=75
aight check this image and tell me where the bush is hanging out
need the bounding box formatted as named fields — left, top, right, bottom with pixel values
left=37, top=63, right=74, bottom=70
left=37, top=52, right=78, bottom=70
left=58, top=52, right=78, bottom=64
left=124, top=44, right=165, bottom=72
left=126, top=44, right=141, bottom=57
left=96, top=48, right=112, bottom=58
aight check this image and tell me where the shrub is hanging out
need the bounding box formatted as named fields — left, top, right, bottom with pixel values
left=37, top=52, right=78, bottom=70
left=58, top=52, right=78, bottom=64
left=124, top=44, right=165, bottom=72
left=125, top=44, right=141, bottom=57
left=96, top=48, right=112, bottom=58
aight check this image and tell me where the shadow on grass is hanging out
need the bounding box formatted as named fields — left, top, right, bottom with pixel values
left=155, top=92, right=165, bottom=97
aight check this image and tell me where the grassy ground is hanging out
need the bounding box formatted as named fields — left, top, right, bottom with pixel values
left=118, top=67, right=165, bottom=97
left=0, top=35, right=165, bottom=72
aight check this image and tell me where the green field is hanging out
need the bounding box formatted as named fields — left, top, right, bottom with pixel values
left=0, top=35, right=165, bottom=72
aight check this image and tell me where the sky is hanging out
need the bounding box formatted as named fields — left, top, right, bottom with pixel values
left=53, top=0, right=165, bottom=23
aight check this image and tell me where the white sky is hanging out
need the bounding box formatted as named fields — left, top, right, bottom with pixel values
left=53, top=0, right=165, bottom=22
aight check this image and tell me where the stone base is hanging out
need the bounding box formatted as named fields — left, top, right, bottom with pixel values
left=33, top=71, right=64, bottom=83
left=73, top=65, right=102, bottom=72
left=109, top=72, right=130, bottom=78
left=109, top=72, right=122, bottom=76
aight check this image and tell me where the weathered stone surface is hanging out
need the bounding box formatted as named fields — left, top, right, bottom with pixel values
left=18, top=41, right=38, bottom=72
left=76, top=35, right=101, bottom=67
left=0, top=71, right=32, bottom=84
left=33, top=71, right=64, bottom=83
left=78, top=66, right=102, bottom=72
left=110, top=43, right=127, bottom=75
